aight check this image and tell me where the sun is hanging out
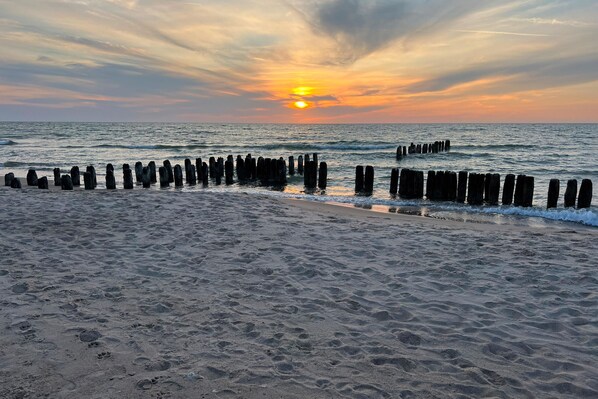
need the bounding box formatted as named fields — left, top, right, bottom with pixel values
left=294, top=100, right=309, bottom=109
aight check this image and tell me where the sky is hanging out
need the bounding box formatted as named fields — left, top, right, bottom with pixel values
left=0, top=0, right=597, bottom=123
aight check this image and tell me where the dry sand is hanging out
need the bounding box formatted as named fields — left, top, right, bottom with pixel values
left=0, top=186, right=597, bottom=398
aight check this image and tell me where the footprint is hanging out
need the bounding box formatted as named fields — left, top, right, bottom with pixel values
left=79, top=330, right=101, bottom=342
left=11, top=283, right=28, bottom=294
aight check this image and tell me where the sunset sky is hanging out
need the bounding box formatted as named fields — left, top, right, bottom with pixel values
left=1, top=0, right=597, bottom=123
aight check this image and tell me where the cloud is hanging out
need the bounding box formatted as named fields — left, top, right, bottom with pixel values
left=293, top=0, right=497, bottom=64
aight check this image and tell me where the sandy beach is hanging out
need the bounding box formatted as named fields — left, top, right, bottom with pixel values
left=0, top=186, right=596, bottom=398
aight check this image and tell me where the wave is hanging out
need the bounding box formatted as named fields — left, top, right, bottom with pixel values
left=91, top=143, right=210, bottom=150
left=0, top=139, right=17, bottom=145
left=458, top=143, right=536, bottom=150
left=260, top=142, right=396, bottom=151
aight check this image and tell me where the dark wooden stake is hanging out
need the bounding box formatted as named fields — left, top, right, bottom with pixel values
left=390, top=168, right=399, bottom=195
left=123, top=168, right=134, bottom=189
left=70, top=166, right=81, bottom=186
left=174, top=165, right=184, bottom=187
left=318, top=162, right=327, bottom=189
left=27, top=169, right=38, bottom=186
left=61, top=175, right=73, bottom=190
left=142, top=167, right=151, bottom=188
left=502, top=174, right=515, bottom=205
left=83, top=172, right=94, bottom=190
left=355, top=165, right=364, bottom=193
left=159, top=166, right=169, bottom=188
left=37, top=176, right=49, bottom=190
left=547, top=179, right=559, bottom=209
left=164, top=160, right=174, bottom=183
left=5, top=172, right=15, bottom=186
left=364, top=165, right=374, bottom=195
left=148, top=161, right=157, bottom=183
left=564, top=179, right=577, bottom=208
left=577, top=179, right=592, bottom=209
left=53, top=168, right=61, bottom=186
left=135, top=161, right=143, bottom=183
left=106, top=171, right=116, bottom=190
left=457, top=171, right=468, bottom=203
left=288, top=156, right=295, bottom=175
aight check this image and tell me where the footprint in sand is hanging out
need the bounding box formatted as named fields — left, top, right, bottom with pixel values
left=79, top=330, right=101, bottom=342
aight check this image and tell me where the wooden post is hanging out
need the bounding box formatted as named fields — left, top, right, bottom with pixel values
left=225, top=160, right=234, bottom=185
left=564, top=179, right=577, bottom=208
left=433, top=171, right=444, bottom=200
left=85, top=165, right=97, bottom=188
left=70, top=166, right=81, bottom=186
left=106, top=170, right=116, bottom=190
left=313, top=153, right=318, bottom=172
left=142, top=167, right=151, bottom=188
left=61, top=175, right=73, bottom=190
left=288, top=156, right=295, bottom=175
left=278, top=158, right=288, bottom=184
left=416, top=144, right=421, bottom=154
left=318, top=162, right=327, bottom=189
left=390, top=168, right=399, bottom=195
left=577, top=179, right=592, bottom=209
left=201, top=163, right=209, bottom=186
left=513, top=175, right=526, bottom=206
left=209, top=157, right=216, bottom=178
left=149, top=161, right=157, bottom=183
left=396, top=146, right=402, bottom=160
left=218, top=157, right=224, bottom=178
left=415, top=171, right=424, bottom=198
left=27, top=169, right=38, bottom=186
left=457, top=171, right=468, bottom=203
left=53, top=168, right=61, bottom=186
left=123, top=168, right=134, bottom=189
left=186, top=161, right=197, bottom=185
left=5, top=172, right=15, bottom=186
left=522, top=176, right=534, bottom=207
left=426, top=171, right=436, bottom=199
left=250, top=158, right=257, bottom=179
left=423, top=143, right=428, bottom=154
left=547, top=179, right=559, bottom=209
left=502, top=174, right=515, bottom=205
left=159, top=166, right=169, bottom=188
left=135, top=161, right=143, bottom=183
left=174, top=165, right=184, bottom=187
left=403, top=146, right=407, bottom=156
left=38, top=176, right=49, bottom=189
left=164, top=160, right=174, bottom=183
left=487, top=174, right=500, bottom=205
left=467, top=173, right=484, bottom=205
left=399, top=168, right=408, bottom=197
left=184, top=159, right=192, bottom=183
left=445, top=140, right=451, bottom=151
left=364, top=165, right=374, bottom=195
left=447, top=172, right=457, bottom=201
left=106, top=163, right=114, bottom=174
left=195, top=158, right=202, bottom=182
left=11, top=178, right=22, bottom=189
left=83, top=172, right=94, bottom=190
left=298, top=155, right=304, bottom=175
left=215, top=162, right=222, bottom=185
left=355, top=165, right=364, bottom=193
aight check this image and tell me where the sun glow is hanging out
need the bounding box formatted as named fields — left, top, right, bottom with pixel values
left=294, top=100, right=309, bottom=109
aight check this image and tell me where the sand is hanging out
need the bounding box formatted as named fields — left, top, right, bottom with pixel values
left=0, top=186, right=597, bottom=398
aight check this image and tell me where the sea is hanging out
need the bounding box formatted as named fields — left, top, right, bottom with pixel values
left=1, top=122, right=596, bottom=227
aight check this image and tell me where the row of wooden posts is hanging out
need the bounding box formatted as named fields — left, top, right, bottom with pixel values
left=3, top=159, right=593, bottom=210
left=3, top=152, right=329, bottom=191
left=396, top=140, right=450, bottom=159
left=379, top=167, right=592, bottom=209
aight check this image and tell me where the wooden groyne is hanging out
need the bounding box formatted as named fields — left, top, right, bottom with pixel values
left=396, top=140, right=450, bottom=160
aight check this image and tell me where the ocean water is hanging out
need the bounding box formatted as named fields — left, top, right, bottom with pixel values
left=1, top=122, right=596, bottom=226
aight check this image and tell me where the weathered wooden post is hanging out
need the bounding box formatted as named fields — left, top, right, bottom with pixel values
left=577, top=179, right=592, bottom=209
left=184, top=159, right=192, bottom=182
left=225, top=160, right=234, bottom=185
left=106, top=163, right=114, bottom=174
left=318, top=162, right=327, bottom=189
left=174, top=165, right=184, bottom=187
left=5, top=172, right=15, bottom=186
left=83, top=172, right=94, bottom=190
left=415, top=171, right=424, bottom=198
left=513, top=175, right=526, bottom=206
left=487, top=174, right=500, bottom=205
left=61, top=175, right=73, bottom=190
left=433, top=171, right=444, bottom=200
left=416, top=144, right=421, bottom=154
left=426, top=171, right=436, bottom=199
left=53, top=168, right=61, bottom=186
left=547, top=179, right=559, bottom=209
left=142, top=167, right=151, bottom=188
left=186, top=162, right=197, bottom=185
left=304, top=161, right=316, bottom=189
left=467, top=173, right=484, bottom=205
left=364, top=166, right=374, bottom=195
left=195, top=158, right=202, bottom=181
left=403, top=146, right=407, bottom=156
left=313, top=153, right=318, bottom=171
left=215, top=162, right=222, bottom=185
left=288, top=156, right=295, bottom=175
left=86, top=165, right=97, bottom=188
left=399, top=169, right=408, bottom=197
left=201, top=163, right=209, bottom=186
left=218, top=157, right=224, bottom=178
left=148, top=161, right=157, bottom=183
left=483, top=173, right=492, bottom=203
left=250, top=158, right=257, bottom=179
left=163, top=160, right=174, bottom=183
left=278, top=158, right=288, bottom=184
left=106, top=170, right=116, bottom=189
left=37, top=176, right=49, bottom=189
left=123, top=167, right=134, bottom=189
left=396, top=146, right=402, bottom=160
left=135, top=161, right=143, bottom=183
left=298, top=155, right=304, bottom=175
left=445, top=140, right=451, bottom=151
left=159, top=166, right=169, bottom=188
left=522, top=176, right=534, bottom=207
left=355, top=165, right=364, bottom=193
left=70, top=166, right=81, bottom=186
left=208, top=157, right=216, bottom=178
left=390, top=168, right=399, bottom=195
left=447, top=172, right=457, bottom=201
left=27, top=169, right=38, bottom=186
left=564, top=179, right=577, bottom=208
left=457, top=171, right=468, bottom=203
left=10, top=178, right=21, bottom=188
left=502, top=174, right=515, bottom=205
